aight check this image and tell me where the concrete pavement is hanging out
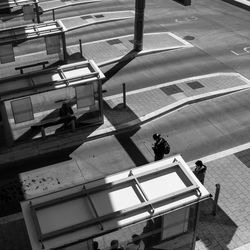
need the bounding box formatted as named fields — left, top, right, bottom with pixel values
left=1, top=143, right=250, bottom=250
left=1, top=72, right=249, bottom=166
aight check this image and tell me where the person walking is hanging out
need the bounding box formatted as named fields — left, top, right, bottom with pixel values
left=152, top=133, right=170, bottom=161
left=193, top=160, right=207, bottom=184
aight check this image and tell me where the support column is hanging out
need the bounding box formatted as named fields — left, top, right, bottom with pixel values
left=34, top=2, right=40, bottom=23
left=61, top=33, right=67, bottom=63
left=0, top=102, right=14, bottom=147
left=134, top=0, right=145, bottom=52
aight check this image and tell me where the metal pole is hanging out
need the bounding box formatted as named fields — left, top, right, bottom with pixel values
left=134, top=0, right=145, bottom=52
left=79, top=39, right=83, bottom=58
left=34, top=2, right=40, bottom=23
left=191, top=202, right=200, bottom=250
left=61, top=33, right=67, bottom=63
left=213, top=184, right=220, bottom=216
left=122, top=83, right=126, bottom=109
left=52, top=9, right=55, bottom=21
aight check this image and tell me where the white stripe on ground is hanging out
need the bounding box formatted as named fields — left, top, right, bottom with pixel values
left=188, top=142, right=250, bottom=168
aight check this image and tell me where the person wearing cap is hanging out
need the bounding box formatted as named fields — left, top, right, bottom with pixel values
left=152, top=133, right=167, bottom=161
left=193, top=160, right=207, bottom=184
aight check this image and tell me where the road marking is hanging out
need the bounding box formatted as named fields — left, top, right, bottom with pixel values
left=231, top=46, right=250, bottom=56
left=175, top=16, right=198, bottom=23
left=188, top=141, right=250, bottom=168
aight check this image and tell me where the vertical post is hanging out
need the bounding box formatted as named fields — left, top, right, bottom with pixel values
left=191, top=202, right=201, bottom=250
left=79, top=39, right=83, bottom=58
left=122, top=83, right=126, bottom=109
left=134, top=0, right=145, bottom=52
left=61, top=33, right=67, bottom=63
left=52, top=9, right=55, bottom=21
left=213, top=184, right=220, bottom=216
left=34, top=2, right=40, bottom=23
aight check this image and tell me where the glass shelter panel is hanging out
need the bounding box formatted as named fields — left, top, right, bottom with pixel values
left=64, top=205, right=197, bottom=250
left=76, top=84, right=95, bottom=108
left=11, top=97, right=34, bottom=124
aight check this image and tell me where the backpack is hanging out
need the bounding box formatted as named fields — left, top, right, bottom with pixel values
left=163, top=139, right=170, bottom=154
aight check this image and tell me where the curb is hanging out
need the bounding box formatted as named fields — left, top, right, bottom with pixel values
left=0, top=81, right=249, bottom=166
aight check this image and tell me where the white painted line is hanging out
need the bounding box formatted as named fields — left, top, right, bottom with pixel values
left=168, top=32, right=193, bottom=47
left=188, top=141, right=250, bottom=169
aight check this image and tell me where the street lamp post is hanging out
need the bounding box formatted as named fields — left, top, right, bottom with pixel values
left=134, top=0, right=145, bottom=52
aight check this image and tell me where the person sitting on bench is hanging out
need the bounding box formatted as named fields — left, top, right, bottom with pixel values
left=59, top=102, right=75, bottom=128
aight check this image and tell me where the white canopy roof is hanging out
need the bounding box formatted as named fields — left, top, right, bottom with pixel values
left=21, top=155, right=210, bottom=250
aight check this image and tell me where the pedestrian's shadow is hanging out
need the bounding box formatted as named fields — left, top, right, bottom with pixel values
left=103, top=101, right=149, bottom=167
left=197, top=198, right=237, bottom=250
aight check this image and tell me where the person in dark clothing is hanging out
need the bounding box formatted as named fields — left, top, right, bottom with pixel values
left=59, top=102, right=75, bottom=128
left=93, top=241, right=100, bottom=250
left=110, top=240, right=124, bottom=250
left=193, top=160, right=207, bottom=184
left=152, top=133, right=168, bottom=161
left=59, top=102, right=74, bottom=117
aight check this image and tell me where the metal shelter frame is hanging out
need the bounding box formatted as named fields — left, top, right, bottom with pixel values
left=0, top=20, right=67, bottom=62
left=28, top=162, right=201, bottom=245
left=0, top=0, right=40, bottom=22
left=0, top=60, right=101, bottom=101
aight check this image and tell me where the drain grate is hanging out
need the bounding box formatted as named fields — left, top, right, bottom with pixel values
left=107, top=39, right=122, bottom=45
left=186, top=81, right=204, bottom=90
left=94, top=14, right=104, bottom=18
left=235, top=149, right=250, bottom=168
left=81, top=15, right=92, bottom=20
left=161, top=85, right=183, bottom=95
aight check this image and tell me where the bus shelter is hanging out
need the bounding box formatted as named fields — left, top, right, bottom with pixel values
left=0, top=0, right=40, bottom=22
left=0, top=60, right=105, bottom=146
left=0, top=20, right=66, bottom=64
left=20, top=155, right=211, bottom=250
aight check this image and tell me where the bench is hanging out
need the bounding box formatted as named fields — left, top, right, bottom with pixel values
left=31, top=115, right=76, bottom=139
left=15, top=61, right=49, bottom=74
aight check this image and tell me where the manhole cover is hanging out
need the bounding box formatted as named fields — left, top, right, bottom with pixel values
left=183, top=35, right=195, bottom=41
left=186, top=81, right=204, bottom=90
left=161, top=85, right=183, bottom=95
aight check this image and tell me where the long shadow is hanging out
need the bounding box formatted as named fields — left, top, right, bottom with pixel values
left=15, top=108, right=61, bottom=142
left=197, top=198, right=237, bottom=250
left=102, top=49, right=139, bottom=84
left=103, top=101, right=149, bottom=167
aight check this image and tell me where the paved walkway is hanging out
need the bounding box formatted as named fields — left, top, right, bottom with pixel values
left=2, top=142, right=250, bottom=250
left=0, top=31, right=192, bottom=78
left=1, top=72, right=250, bottom=166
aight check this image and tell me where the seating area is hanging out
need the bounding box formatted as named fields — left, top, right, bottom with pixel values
left=31, top=115, right=76, bottom=139
left=15, top=61, right=49, bottom=74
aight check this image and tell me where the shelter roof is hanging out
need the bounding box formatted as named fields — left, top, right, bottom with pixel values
left=0, top=21, right=64, bottom=45
left=21, top=155, right=211, bottom=250
left=0, top=60, right=105, bottom=101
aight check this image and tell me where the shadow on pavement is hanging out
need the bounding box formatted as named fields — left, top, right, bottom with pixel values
left=103, top=101, right=149, bottom=167
left=103, top=49, right=138, bottom=84
left=197, top=198, right=237, bottom=250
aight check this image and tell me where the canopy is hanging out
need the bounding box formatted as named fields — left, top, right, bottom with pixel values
left=21, top=155, right=210, bottom=250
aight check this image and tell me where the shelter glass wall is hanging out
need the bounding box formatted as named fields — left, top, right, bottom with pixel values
left=3, top=80, right=102, bottom=141
left=61, top=204, right=198, bottom=250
